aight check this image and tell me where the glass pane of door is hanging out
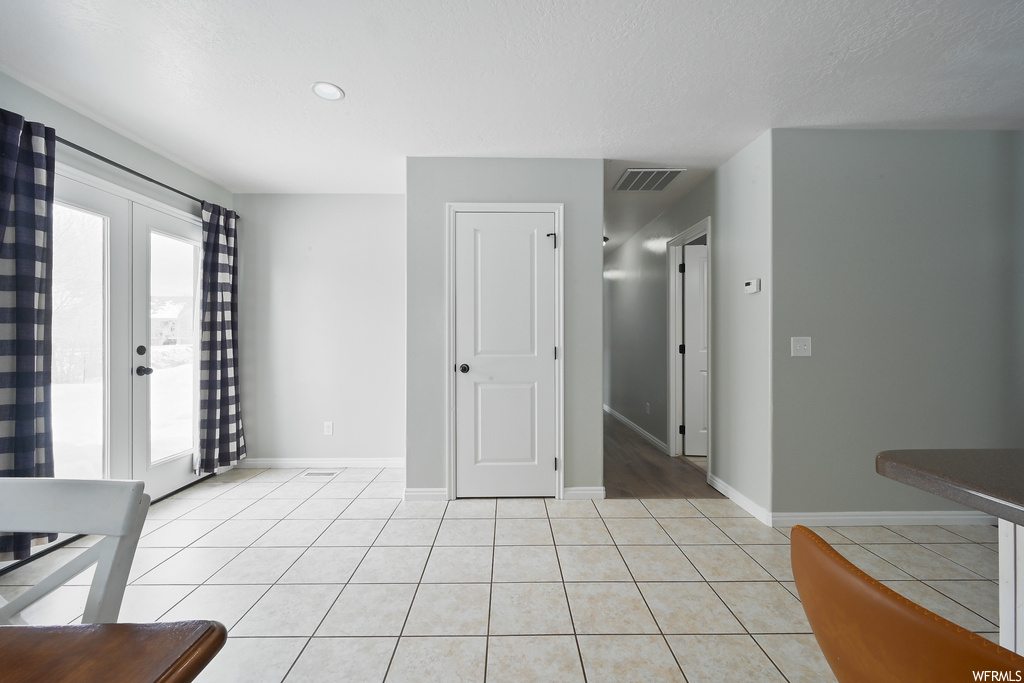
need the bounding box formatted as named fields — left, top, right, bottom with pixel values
left=149, top=232, right=198, bottom=463
left=51, top=204, right=106, bottom=479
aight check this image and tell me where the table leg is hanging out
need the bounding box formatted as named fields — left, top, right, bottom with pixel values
left=999, top=519, right=1024, bottom=653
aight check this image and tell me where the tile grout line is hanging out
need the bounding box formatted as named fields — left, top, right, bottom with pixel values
left=481, top=503, right=498, bottom=683
left=379, top=498, right=449, bottom=683
left=546, top=498, right=590, bottom=683
left=602, top=505, right=689, bottom=681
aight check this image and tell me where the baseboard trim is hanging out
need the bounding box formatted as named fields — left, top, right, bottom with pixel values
left=404, top=488, right=449, bottom=501
left=603, top=404, right=668, bottom=453
left=237, top=457, right=405, bottom=469
left=707, top=473, right=772, bottom=526
left=562, top=487, right=606, bottom=500
left=771, top=510, right=997, bottom=527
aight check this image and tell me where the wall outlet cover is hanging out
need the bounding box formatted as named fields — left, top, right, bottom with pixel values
left=791, top=337, right=812, bottom=357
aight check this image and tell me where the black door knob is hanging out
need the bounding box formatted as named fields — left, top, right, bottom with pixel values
left=459, top=364, right=470, bottom=373
left=136, top=366, right=154, bottom=376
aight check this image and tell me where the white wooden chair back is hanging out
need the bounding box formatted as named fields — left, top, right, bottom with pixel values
left=0, top=479, right=150, bottom=625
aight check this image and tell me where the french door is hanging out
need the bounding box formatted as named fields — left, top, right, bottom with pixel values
left=52, top=174, right=202, bottom=499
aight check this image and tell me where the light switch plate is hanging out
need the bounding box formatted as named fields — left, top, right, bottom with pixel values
left=791, top=337, right=812, bottom=357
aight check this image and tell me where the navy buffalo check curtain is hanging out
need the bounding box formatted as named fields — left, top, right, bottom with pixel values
left=0, top=109, right=57, bottom=560
left=199, top=202, right=246, bottom=472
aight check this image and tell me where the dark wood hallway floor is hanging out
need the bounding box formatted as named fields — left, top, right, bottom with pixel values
left=603, top=412, right=725, bottom=499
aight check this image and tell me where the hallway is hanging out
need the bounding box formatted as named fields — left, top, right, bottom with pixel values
left=603, top=412, right=724, bottom=499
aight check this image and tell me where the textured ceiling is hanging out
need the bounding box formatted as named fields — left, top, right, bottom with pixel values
left=1, top=0, right=1023, bottom=246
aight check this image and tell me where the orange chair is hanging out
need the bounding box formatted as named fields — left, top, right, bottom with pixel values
left=790, top=524, right=1024, bottom=682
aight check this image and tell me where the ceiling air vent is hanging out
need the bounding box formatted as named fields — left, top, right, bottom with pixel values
left=613, top=168, right=685, bottom=191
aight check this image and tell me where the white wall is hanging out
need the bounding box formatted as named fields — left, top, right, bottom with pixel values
left=0, top=71, right=232, bottom=212
left=771, top=130, right=1024, bottom=514
left=604, top=132, right=775, bottom=513
left=406, top=157, right=605, bottom=495
left=234, top=194, right=407, bottom=466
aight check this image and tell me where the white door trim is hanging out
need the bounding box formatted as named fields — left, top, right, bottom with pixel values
left=666, top=218, right=712, bottom=472
left=56, top=163, right=202, bottom=227
left=445, top=202, right=564, bottom=500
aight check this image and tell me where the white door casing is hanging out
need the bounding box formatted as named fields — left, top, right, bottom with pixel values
left=449, top=204, right=562, bottom=498
left=684, top=244, right=709, bottom=456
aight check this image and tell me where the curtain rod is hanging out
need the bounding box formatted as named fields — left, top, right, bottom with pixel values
left=56, top=135, right=211, bottom=209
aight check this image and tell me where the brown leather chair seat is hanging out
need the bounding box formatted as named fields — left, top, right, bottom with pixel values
left=791, top=524, right=1024, bottom=682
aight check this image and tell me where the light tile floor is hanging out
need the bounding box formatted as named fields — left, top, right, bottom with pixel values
left=0, top=467, right=1000, bottom=682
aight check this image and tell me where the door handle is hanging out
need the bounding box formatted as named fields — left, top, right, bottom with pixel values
left=459, top=364, right=470, bottom=373
left=135, top=366, right=154, bottom=376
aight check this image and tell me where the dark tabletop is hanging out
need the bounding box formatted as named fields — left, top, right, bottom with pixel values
left=876, top=449, right=1024, bottom=526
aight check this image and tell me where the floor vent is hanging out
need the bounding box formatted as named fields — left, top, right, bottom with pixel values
left=303, top=471, right=339, bottom=478
left=613, top=168, right=685, bottom=191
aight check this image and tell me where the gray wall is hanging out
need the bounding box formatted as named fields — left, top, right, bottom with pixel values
left=235, top=194, right=407, bottom=463
left=771, top=130, right=1024, bottom=513
left=0, top=71, right=232, bottom=211
left=604, top=132, right=774, bottom=511
left=406, top=158, right=605, bottom=492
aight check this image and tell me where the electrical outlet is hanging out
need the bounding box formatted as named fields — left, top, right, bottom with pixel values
left=791, top=337, right=812, bottom=357
left=645, top=403, right=651, bottom=414
left=324, top=421, right=334, bottom=436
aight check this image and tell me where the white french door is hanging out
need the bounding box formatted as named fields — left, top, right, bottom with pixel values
left=52, top=174, right=202, bottom=499
left=131, top=204, right=202, bottom=499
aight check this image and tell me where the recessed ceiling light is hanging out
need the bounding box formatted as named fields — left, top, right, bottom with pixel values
left=312, top=81, right=345, bottom=101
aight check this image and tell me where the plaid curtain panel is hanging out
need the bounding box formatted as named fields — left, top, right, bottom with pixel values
left=199, top=202, right=246, bottom=472
left=0, top=109, right=57, bottom=560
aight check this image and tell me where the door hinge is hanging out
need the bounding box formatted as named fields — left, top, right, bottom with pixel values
left=679, top=344, right=684, bottom=354
left=679, top=425, right=685, bottom=435
left=546, top=232, right=557, bottom=248
left=679, top=263, right=684, bottom=274
left=554, top=346, right=558, bottom=360
left=554, top=457, right=558, bottom=471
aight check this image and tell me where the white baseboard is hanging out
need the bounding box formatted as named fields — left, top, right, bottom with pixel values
left=404, top=488, right=449, bottom=501
left=705, top=473, right=996, bottom=527
left=562, top=487, right=606, bottom=500
left=771, top=510, right=997, bottom=528
left=237, top=457, right=405, bottom=469
left=707, top=473, right=772, bottom=525
left=603, top=404, right=668, bottom=453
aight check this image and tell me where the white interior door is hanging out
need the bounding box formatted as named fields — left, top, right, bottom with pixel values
left=52, top=174, right=201, bottom=499
left=684, top=244, right=709, bottom=456
left=131, top=204, right=202, bottom=500
left=454, top=210, right=558, bottom=497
